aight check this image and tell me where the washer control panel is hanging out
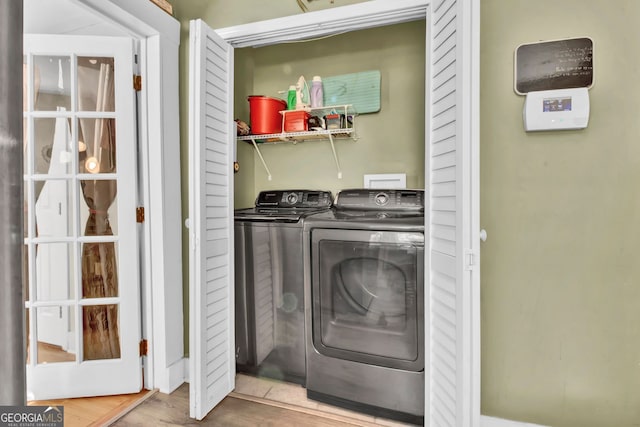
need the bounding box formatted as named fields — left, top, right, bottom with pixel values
left=255, top=190, right=333, bottom=208
left=335, top=189, right=424, bottom=211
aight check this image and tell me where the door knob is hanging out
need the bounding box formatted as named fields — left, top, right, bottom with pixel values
left=480, top=229, right=487, bottom=242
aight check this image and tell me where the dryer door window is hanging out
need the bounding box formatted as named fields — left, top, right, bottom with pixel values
left=310, top=228, right=424, bottom=371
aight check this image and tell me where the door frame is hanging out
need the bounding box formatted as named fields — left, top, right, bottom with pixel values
left=67, top=0, right=184, bottom=394
left=211, top=0, right=481, bottom=424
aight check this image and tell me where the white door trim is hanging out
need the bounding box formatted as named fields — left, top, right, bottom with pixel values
left=212, top=0, right=481, bottom=424
left=215, top=0, right=427, bottom=48
left=70, top=0, right=184, bottom=394
left=469, top=0, right=482, bottom=424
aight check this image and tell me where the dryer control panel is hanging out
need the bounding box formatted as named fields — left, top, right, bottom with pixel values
left=335, top=189, right=424, bottom=211
left=255, top=190, right=333, bottom=208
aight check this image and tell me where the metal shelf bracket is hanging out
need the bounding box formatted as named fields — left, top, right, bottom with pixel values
left=327, top=133, right=342, bottom=179
left=250, top=138, right=272, bottom=181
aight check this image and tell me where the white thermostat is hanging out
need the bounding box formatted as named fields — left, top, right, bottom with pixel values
left=523, top=87, right=590, bottom=131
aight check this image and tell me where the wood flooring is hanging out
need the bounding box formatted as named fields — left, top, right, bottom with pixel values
left=115, top=384, right=373, bottom=427
left=29, top=388, right=156, bottom=427
left=27, top=341, right=75, bottom=364
left=114, top=375, right=416, bottom=427
left=29, top=374, right=417, bottom=426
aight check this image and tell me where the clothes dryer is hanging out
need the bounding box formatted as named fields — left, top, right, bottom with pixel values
left=303, top=188, right=425, bottom=424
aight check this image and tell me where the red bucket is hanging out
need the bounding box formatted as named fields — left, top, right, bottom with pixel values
left=248, top=96, right=287, bottom=134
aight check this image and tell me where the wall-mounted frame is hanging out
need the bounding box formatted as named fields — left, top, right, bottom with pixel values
left=514, top=36, right=593, bottom=95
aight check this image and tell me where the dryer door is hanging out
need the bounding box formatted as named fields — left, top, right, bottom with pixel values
left=310, top=228, right=424, bottom=371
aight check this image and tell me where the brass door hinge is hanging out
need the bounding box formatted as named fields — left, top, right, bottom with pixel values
left=133, top=75, right=142, bottom=91
left=139, top=339, right=148, bottom=356
left=136, top=207, right=145, bottom=223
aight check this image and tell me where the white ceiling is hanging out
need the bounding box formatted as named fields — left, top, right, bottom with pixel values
left=24, top=0, right=127, bottom=36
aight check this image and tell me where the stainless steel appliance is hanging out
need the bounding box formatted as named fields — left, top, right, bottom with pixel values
left=234, top=189, right=333, bottom=384
left=303, top=188, right=425, bottom=424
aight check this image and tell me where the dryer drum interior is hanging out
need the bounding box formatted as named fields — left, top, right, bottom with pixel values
left=311, top=236, right=423, bottom=371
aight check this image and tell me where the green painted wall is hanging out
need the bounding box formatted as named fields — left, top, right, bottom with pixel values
left=173, top=1, right=640, bottom=426
left=234, top=21, right=426, bottom=200
left=480, top=1, right=640, bottom=426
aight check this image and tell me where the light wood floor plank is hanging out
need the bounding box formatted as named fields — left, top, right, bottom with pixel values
left=29, top=375, right=417, bottom=426
left=29, top=388, right=155, bottom=427
left=114, top=384, right=368, bottom=427
left=113, top=384, right=418, bottom=427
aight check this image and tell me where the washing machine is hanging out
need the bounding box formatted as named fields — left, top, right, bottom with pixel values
left=303, top=188, right=425, bottom=424
left=234, top=189, right=333, bottom=384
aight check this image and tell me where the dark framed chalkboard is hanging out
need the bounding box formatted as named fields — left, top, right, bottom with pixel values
left=514, top=37, right=593, bottom=95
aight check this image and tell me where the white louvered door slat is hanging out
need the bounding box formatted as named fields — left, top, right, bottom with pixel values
left=188, top=19, right=235, bottom=421
left=427, top=0, right=480, bottom=426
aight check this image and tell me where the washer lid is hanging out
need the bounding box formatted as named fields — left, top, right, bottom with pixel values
left=255, top=189, right=333, bottom=208
left=235, top=205, right=335, bottom=222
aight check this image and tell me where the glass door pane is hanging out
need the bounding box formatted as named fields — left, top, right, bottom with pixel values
left=33, top=55, right=71, bottom=111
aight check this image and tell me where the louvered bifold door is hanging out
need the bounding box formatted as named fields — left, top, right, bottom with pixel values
left=427, top=0, right=480, bottom=426
left=188, top=19, right=236, bottom=420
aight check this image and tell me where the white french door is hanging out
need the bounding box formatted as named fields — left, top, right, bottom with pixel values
left=24, top=34, right=141, bottom=400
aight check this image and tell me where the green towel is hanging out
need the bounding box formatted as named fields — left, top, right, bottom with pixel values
left=322, top=70, right=381, bottom=114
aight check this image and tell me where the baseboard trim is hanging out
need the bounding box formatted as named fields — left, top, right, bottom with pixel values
left=481, top=415, right=550, bottom=427
left=157, top=358, right=187, bottom=394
